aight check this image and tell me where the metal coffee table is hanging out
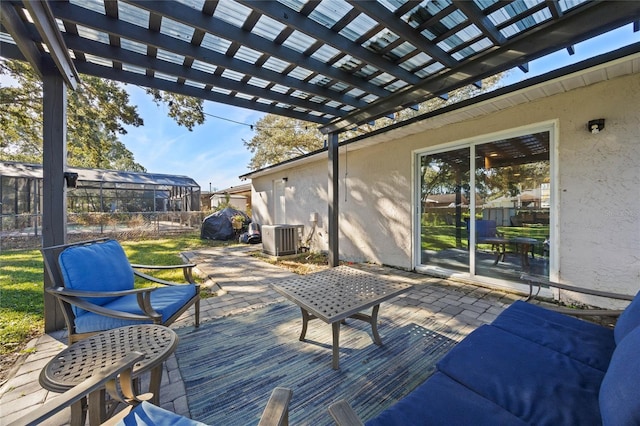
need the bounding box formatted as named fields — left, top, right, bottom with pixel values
left=40, top=324, right=178, bottom=426
left=272, top=265, right=412, bottom=369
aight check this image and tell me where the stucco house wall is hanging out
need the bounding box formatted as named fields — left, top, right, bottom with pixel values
left=249, top=71, right=640, bottom=298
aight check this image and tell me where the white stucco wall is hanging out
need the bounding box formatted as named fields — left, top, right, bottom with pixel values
left=250, top=72, right=640, bottom=298
left=210, top=194, right=247, bottom=211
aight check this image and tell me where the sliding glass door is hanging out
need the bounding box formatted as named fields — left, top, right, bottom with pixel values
left=419, top=147, right=471, bottom=274
left=417, top=129, right=551, bottom=282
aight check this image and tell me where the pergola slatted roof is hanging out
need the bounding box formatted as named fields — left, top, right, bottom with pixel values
left=2, top=0, right=638, bottom=133
left=2, top=1, right=639, bottom=326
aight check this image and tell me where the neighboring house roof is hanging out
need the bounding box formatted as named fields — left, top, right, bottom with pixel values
left=483, top=189, right=542, bottom=208
left=240, top=48, right=640, bottom=181
left=211, top=183, right=251, bottom=196
left=0, top=161, right=200, bottom=188
left=423, top=194, right=468, bottom=206
left=423, top=194, right=484, bottom=207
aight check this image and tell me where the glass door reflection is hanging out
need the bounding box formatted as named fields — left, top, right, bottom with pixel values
left=419, top=147, right=470, bottom=273
left=473, top=133, right=550, bottom=280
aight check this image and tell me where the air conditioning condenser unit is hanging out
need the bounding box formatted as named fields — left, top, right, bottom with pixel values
left=262, top=224, right=303, bottom=256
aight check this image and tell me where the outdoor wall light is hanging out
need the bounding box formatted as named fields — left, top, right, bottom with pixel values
left=64, top=172, right=79, bottom=188
left=587, top=119, right=605, bottom=134
left=282, top=177, right=288, bottom=182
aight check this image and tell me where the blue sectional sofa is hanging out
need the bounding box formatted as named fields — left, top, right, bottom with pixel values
left=331, top=294, right=640, bottom=425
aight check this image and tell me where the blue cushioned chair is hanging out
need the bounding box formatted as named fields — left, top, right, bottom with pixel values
left=42, top=239, right=200, bottom=344
left=466, top=219, right=503, bottom=246
left=11, top=353, right=293, bottom=426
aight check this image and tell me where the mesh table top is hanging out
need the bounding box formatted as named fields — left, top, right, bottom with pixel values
left=272, top=265, right=412, bottom=323
left=40, top=325, right=178, bottom=392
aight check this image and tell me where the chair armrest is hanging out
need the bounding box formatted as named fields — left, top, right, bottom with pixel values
left=131, top=263, right=196, bottom=284
left=46, top=286, right=157, bottom=299
left=8, top=352, right=145, bottom=426
left=258, top=387, right=293, bottom=426
left=133, top=270, right=198, bottom=287
left=130, top=263, right=196, bottom=269
left=46, top=287, right=161, bottom=322
left=521, top=273, right=635, bottom=301
left=520, top=273, right=634, bottom=317
left=328, top=400, right=364, bottom=426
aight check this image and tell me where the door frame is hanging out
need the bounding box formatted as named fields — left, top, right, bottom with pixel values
left=412, top=120, right=559, bottom=289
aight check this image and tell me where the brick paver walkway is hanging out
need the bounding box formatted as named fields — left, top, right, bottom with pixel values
left=0, top=245, right=518, bottom=425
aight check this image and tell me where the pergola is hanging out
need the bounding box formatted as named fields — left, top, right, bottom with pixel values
left=1, top=0, right=639, bottom=330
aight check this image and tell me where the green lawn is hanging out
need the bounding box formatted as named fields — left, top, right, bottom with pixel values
left=0, top=233, right=230, bottom=357
left=421, top=225, right=549, bottom=251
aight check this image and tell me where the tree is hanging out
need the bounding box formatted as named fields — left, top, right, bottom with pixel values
left=479, top=162, right=550, bottom=199
left=341, top=74, right=505, bottom=140
left=0, top=59, right=204, bottom=171
left=243, top=115, right=325, bottom=170
left=244, top=74, right=507, bottom=170
left=146, top=88, right=204, bottom=131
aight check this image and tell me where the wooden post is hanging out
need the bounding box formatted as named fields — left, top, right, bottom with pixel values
left=42, top=71, right=68, bottom=332
left=328, top=133, right=339, bottom=267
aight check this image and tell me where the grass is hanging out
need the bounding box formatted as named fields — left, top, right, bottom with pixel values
left=0, top=233, right=231, bottom=358
left=250, top=251, right=329, bottom=275
left=0, top=249, right=44, bottom=355
left=0, top=234, right=330, bottom=383
left=421, top=225, right=549, bottom=251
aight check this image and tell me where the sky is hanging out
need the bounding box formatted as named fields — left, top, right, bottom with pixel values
left=116, top=24, right=640, bottom=192
left=120, top=90, right=264, bottom=192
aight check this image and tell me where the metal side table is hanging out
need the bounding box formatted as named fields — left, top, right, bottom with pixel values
left=40, top=324, right=178, bottom=426
left=272, top=265, right=412, bottom=369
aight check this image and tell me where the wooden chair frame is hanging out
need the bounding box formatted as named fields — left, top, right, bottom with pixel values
left=42, top=238, right=200, bottom=344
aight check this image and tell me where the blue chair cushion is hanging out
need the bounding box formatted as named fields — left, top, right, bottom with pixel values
left=613, top=290, right=640, bottom=344
left=59, top=240, right=134, bottom=317
left=476, top=220, right=497, bottom=241
left=74, top=284, right=197, bottom=333
left=436, top=325, right=604, bottom=425
left=599, top=325, right=640, bottom=426
left=466, top=220, right=498, bottom=243
left=492, top=301, right=615, bottom=371
left=366, top=372, right=527, bottom=426
left=115, top=401, right=207, bottom=426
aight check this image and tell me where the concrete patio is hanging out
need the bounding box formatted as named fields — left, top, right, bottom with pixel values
left=0, top=245, right=520, bottom=425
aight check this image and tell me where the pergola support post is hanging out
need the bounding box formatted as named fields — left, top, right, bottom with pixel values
left=328, top=132, right=339, bottom=267
left=42, top=71, right=68, bottom=332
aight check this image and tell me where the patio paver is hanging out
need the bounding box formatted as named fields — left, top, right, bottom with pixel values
left=0, top=245, right=518, bottom=425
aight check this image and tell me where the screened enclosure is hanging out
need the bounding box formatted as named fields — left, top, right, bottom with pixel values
left=1, top=161, right=201, bottom=238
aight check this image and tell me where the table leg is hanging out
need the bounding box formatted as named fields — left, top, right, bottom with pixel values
left=493, top=250, right=500, bottom=265
left=332, top=322, right=340, bottom=370
left=87, top=389, right=105, bottom=426
left=370, top=305, right=382, bottom=345
left=349, top=305, right=383, bottom=346
left=299, top=308, right=310, bottom=341
left=492, top=243, right=506, bottom=265
left=149, top=365, right=163, bottom=406
left=520, top=244, right=530, bottom=268
left=70, top=398, right=86, bottom=426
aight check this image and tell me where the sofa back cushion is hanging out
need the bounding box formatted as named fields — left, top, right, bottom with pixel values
left=613, top=290, right=640, bottom=344
left=599, top=325, right=640, bottom=425
left=59, top=240, right=134, bottom=316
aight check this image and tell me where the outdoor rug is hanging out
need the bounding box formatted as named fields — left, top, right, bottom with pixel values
left=175, top=301, right=460, bottom=425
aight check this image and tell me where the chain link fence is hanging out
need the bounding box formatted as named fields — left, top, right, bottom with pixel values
left=0, top=211, right=207, bottom=250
